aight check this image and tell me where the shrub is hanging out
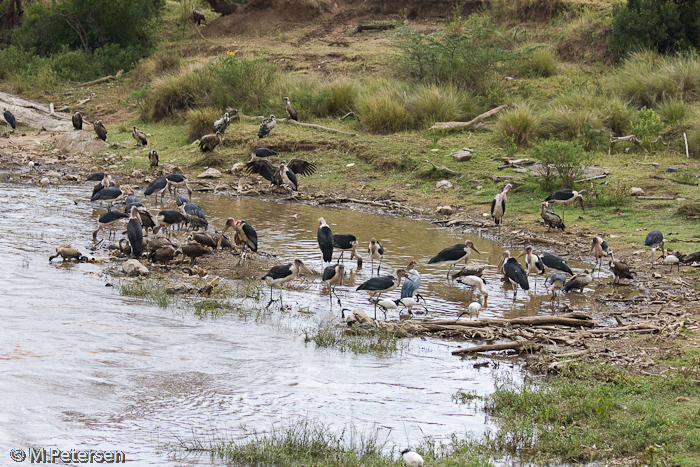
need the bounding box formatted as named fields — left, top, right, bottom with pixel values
left=519, top=48, right=557, bottom=77
left=557, top=8, right=611, bottom=63
left=187, top=108, right=221, bottom=141
left=602, top=97, right=634, bottom=135
left=496, top=103, right=540, bottom=146
left=657, top=97, right=688, bottom=124
left=629, top=107, right=663, bottom=139
left=531, top=140, right=589, bottom=190
left=209, top=55, right=278, bottom=112
left=355, top=84, right=414, bottom=134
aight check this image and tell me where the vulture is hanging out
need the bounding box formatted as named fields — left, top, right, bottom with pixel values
left=149, top=149, right=159, bottom=167
left=258, top=114, right=276, bottom=138
left=245, top=158, right=316, bottom=192
left=192, top=4, right=206, bottom=25
left=72, top=111, right=83, bottom=130
left=132, top=126, right=148, bottom=146
left=93, top=120, right=107, bottom=141
left=199, top=130, right=221, bottom=152
left=213, top=112, right=230, bottom=133
left=540, top=202, right=565, bottom=232
left=284, top=97, right=298, bottom=121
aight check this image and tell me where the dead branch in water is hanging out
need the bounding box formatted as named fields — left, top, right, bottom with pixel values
left=429, top=104, right=508, bottom=132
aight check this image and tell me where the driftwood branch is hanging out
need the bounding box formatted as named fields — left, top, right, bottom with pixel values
left=429, top=104, right=508, bottom=132
left=609, top=135, right=648, bottom=155
left=80, top=73, right=121, bottom=87
left=452, top=341, right=527, bottom=355
left=284, top=118, right=356, bottom=136
left=426, top=160, right=462, bottom=177
left=635, top=196, right=676, bottom=200
left=351, top=24, right=395, bottom=34
left=424, top=315, right=594, bottom=329
left=652, top=174, right=698, bottom=186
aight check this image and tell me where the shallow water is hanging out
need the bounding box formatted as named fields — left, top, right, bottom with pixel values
left=0, top=182, right=608, bottom=465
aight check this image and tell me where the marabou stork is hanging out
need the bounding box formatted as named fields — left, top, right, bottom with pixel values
left=3, top=108, right=16, bottom=137
left=245, top=159, right=316, bottom=193
left=457, top=302, right=481, bottom=320
left=192, top=4, right=206, bottom=25
left=544, top=189, right=586, bottom=221
left=132, top=126, right=147, bottom=146
left=144, top=176, right=168, bottom=202
left=498, top=251, right=529, bottom=294
left=199, top=130, right=221, bottom=152
left=284, top=97, right=298, bottom=121
left=322, top=263, right=344, bottom=306
left=401, top=449, right=424, bottom=467
left=591, top=236, right=609, bottom=274
left=166, top=173, right=192, bottom=196
left=518, top=246, right=544, bottom=290
left=91, top=185, right=131, bottom=205
left=664, top=254, right=680, bottom=272
left=181, top=202, right=206, bottom=221
left=540, top=252, right=573, bottom=275
left=154, top=209, right=188, bottom=237
left=72, top=111, right=82, bottom=130
left=213, top=112, right=230, bottom=134
left=258, top=115, right=276, bottom=138
left=609, top=250, right=634, bottom=284
left=91, top=173, right=114, bottom=199
left=540, top=202, right=565, bottom=231
left=368, top=238, right=384, bottom=275
left=249, top=147, right=277, bottom=162
left=262, top=259, right=309, bottom=307
left=49, top=245, right=86, bottom=262
left=93, top=120, right=107, bottom=141
left=490, top=183, right=512, bottom=236
left=127, top=206, right=143, bottom=259
left=220, top=218, right=258, bottom=264
left=148, top=149, right=159, bottom=167
left=317, top=217, right=333, bottom=264
left=332, top=233, right=359, bottom=264
left=175, top=194, right=190, bottom=206
left=181, top=243, right=213, bottom=266
left=356, top=269, right=407, bottom=319
left=563, top=270, right=592, bottom=293
left=548, top=273, right=567, bottom=305
left=455, top=275, right=487, bottom=296
left=645, top=230, right=665, bottom=268
left=93, top=209, right=129, bottom=241
left=428, top=240, right=481, bottom=278
left=86, top=172, right=106, bottom=182
left=401, top=260, right=422, bottom=300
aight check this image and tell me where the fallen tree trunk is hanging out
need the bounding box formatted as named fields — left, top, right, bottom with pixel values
left=351, top=24, right=395, bottom=34
left=426, top=160, right=462, bottom=177
left=652, top=174, right=698, bottom=186
left=609, top=134, right=648, bottom=155
left=429, top=104, right=508, bottom=132
left=452, top=341, right=531, bottom=355
left=420, top=314, right=595, bottom=328
left=284, top=118, right=356, bottom=136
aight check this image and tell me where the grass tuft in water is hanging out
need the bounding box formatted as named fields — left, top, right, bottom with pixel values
left=118, top=279, right=171, bottom=308
left=303, top=324, right=406, bottom=356
left=193, top=299, right=235, bottom=317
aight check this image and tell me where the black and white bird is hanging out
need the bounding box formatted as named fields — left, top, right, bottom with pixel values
left=332, top=233, right=360, bottom=265
left=213, top=112, right=230, bottom=133
left=544, top=189, right=586, bottom=220
left=490, top=183, right=512, bottom=236
left=166, top=173, right=193, bottom=196
left=401, top=260, right=422, bottom=300
left=457, top=301, right=482, bottom=320
left=91, top=173, right=114, bottom=198
left=284, top=97, right=297, bottom=121
left=368, top=238, right=384, bottom=275
left=245, top=159, right=316, bottom=193
left=317, top=217, right=334, bottom=264
left=93, top=120, right=107, bottom=141
left=175, top=193, right=190, bottom=206
left=664, top=254, right=680, bottom=272
left=591, top=236, right=609, bottom=273
left=181, top=201, right=206, bottom=221
left=258, top=114, right=276, bottom=138
left=428, top=240, right=481, bottom=278
left=540, top=252, right=573, bottom=275
left=498, top=250, right=530, bottom=294
left=127, top=206, right=143, bottom=259
left=249, top=147, right=277, bottom=162
left=132, top=126, right=147, bottom=146
left=548, top=273, right=567, bottom=305
left=563, top=270, right=593, bottom=293
left=645, top=230, right=665, bottom=268
left=609, top=250, right=634, bottom=284
left=262, top=259, right=308, bottom=307
left=93, top=209, right=129, bottom=241
left=153, top=209, right=188, bottom=237
left=356, top=269, right=407, bottom=319
left=455, top=274, right=487, bottom=296
left=519, top=245, right=544, bottom=289
left=192, top=4, right=206, bottom=25
left=72, top=111, right=82, bottom=130
left=540, top=202, right=565, bottom=231
left=148, top=149, right=159, bottom=167
left=322, top=263, right=345, bottom=306
left=220, top=217, right=258, bottom=264
left=401, top=449, right=424, bottom=467
left=199, top=130, right=221, bottom=152
left=86, top=172, right=106, bottom=181
left=144, top=176, right=169, bottom=202
left=3, top=108, right=16, bottom=137
left=91, top=185, right=131, bottom=205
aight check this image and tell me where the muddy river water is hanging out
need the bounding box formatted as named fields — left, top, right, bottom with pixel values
left=0, top=182, right=605, bottom=465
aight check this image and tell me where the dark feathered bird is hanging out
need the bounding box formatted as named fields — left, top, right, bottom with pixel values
left=192, top=232, right=231, bottom=249
left=199, top=130, right=221, bottom=152
left=175, top=194, right=190, bottom=206
left=428, top=241, right=481, bottom=278
left=609, top=250, right=634, bottom=284
left=540, top=252, right=573, bottom=275
left=356, top=269, right=407, bottom=319
left=148, top=149, right=159, bottom=167
left=645, top=230, right=665, bottom=268
left=317, top=217, right=333, bottom=263
left=132, top=126, right=147, bottom=146
left=498, top=251, right=529, bottom=292
left=220, top=217, right=258, bottom=264
left=135, top=207, right=156, bottom=232
left=332, top=233, right=359, bottom=264
left=182, top=202, right=206, bottom=223
left=72, top=111, right=82, bottom=130
left=540, top=202, right=565, bottom=231
left=249, top=147, right=277, bottom=161
left=93, top=120, right=107, bottom=141
left=258, top=115, right=276, bottom=138
left=548, top=273, right=567, bottom=304
left=213, top=112, right=230, bottom=133
left=181, top=242, right=213, bottom=266
left=563, top=270, right=592, bottom=292
left=144, top=176, right=168, bottom=202
left=93, top=210, right=129, bottom=241
left=322, top=263, right=345, bottom=306
left=3, top=108, right=16, bottom=137
left=368, top=238, right=384, bottom=275
left=86, top=172, right=105, bottom=181
left=127, top=206, right=143, bottom=259
left=284, top=97, right=298, bottom=121
left=124, top=194, right=140, bottom=212
left=91, top=185, right=126, bottom=203
left=192, top=4, right=206, bottom=25
left=262, top=259, right=308, bottom=307
left=154, top=209, right=188, bottom=237
left=91, top=173, right=114, bottom=198
left=245, top=158, right=316, bottom=192
left=544, top=189, right=586, bottom=220
left=149, top=245, right=179, bottom=265
left=166, top=173, right=192, bottom=196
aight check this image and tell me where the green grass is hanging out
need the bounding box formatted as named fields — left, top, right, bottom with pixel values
left=303, top=324, right=407, bottom=356
left=118, top=278, right=171, bottom=308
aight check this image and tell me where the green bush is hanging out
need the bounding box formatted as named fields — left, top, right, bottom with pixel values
left=540, top=105, right=602, bottom=140
left=630, top=107, right=663, bottom=139
left=531, top=139, right=588, bottom=190
left=609, top=0, right=700, bottom=56
left=496, top=103, right=540, bottom=146
left=407, top=84, right=470, bottom=125
left=209, top=55, right=278, bottom=112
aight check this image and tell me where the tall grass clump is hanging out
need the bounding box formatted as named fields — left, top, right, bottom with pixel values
left=355, top=83, right=414, bottom=134
left=209, top=54, right=278, bottom=112
left=141, top=68, right=207, bottom=121
left=274, top=76, right=357, bottom=118
left=657, top=97, right=688, bottom=124
left=539, top=105, right=602, bottom=140
left=518, top=48, right=557, bottom=77
left=496, top=103, right=540, bottom=146
left=187, top=107, right=221, bottom=140
left=601, top=96, right=633, bottom=135
left=557, top=8, right=611, bottom=63
left=407, top=84, right=471, bottom=126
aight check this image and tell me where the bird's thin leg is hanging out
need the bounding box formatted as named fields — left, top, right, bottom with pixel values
left=562, top=204, right=565, bottom=221
left=377, top=259, right=382, bottom=276
left=371, top=259, right=374, bottom=277
left=332, top=287, right=342, bottom=306
left=338, top=251, right=345, bottom=263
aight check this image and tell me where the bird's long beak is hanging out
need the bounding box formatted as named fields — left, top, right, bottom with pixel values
left=301, top=262, right=313, bottom=276
left=516, top=250, right=526, bottom=259
left=497, top=256, right=505, bottom=273
left=217, top=224, right=230, bottom=250
left=470, top=244, right=481, bottom=254
left=338, top=272, right=344, bottom=286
